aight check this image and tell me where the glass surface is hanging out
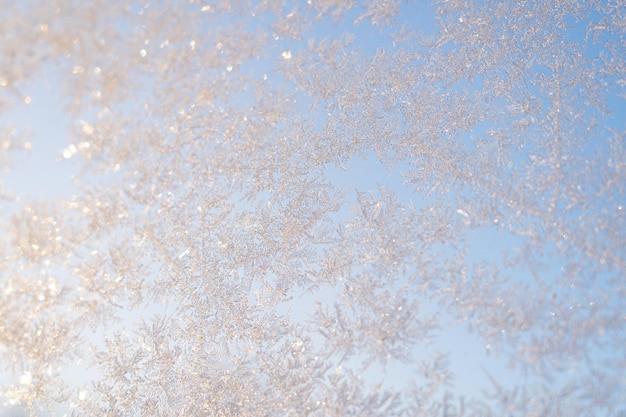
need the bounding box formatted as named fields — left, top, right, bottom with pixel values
left=0, top=1, right=624, bottom=416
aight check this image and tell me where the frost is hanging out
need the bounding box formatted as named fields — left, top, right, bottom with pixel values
left=0, top=0, right=624, bottom=416
left=18, top=372, right=31, bottom=386
left=176, top=247, right=190, bottom=260
left=77, top=389, right=87, bottom=401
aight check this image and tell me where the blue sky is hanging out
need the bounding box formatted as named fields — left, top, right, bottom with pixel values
left=1, top=76, right=515, bottom=417
left=1, top=1, right=624, bottom=415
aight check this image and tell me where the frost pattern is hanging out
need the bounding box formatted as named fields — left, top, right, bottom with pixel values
left=0, top=0, right=624, bottom=416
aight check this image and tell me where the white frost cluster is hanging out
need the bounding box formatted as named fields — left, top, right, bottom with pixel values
left=0, top=0, right=624, bottom=416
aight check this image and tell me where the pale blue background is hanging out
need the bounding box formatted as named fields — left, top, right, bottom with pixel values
left=0, top=1, right=624, bottom=415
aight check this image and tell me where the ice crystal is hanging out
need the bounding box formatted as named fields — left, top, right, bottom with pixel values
left=0, top=0, right=624, bottom=416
